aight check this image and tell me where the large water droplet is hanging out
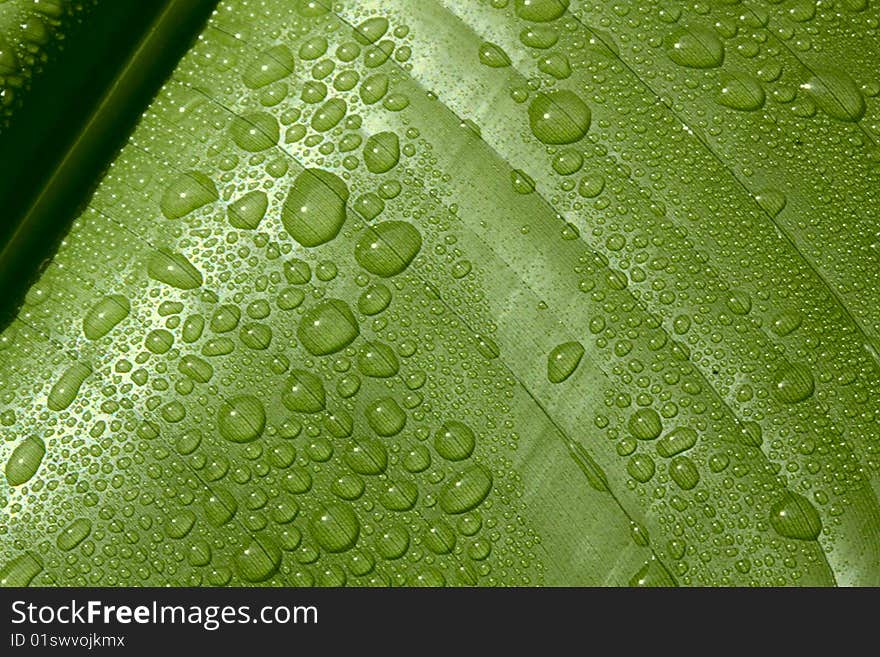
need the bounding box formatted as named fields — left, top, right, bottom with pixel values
left=528, top=90, right=591, bottom=144
left=311, top=97, right=347, bottom=132
left=160, top=171, right=218, bottom=219
left=716, top=71, right=765, bottom=111
left=228, top=190, right=268, bottom=229
left=802, top=68, right=865, bottom=122
left=547, top=341, right=584, bottom=383
left=628, top=408, right=662, bottom=440
left=514, top=0, right=570, bottom=22
left=230, top=111, right=279, bottom=151
left=147, top=249, right=203, bottom=289
left=354, top=16, right=389, bottom=45
left=235, top=535, right=281, bottom=582
left=479, top=41, right=511, bottom=67
left=770, top=492, right=822, bottom=540
left=297, top=299, right=360, bottom=355
left=440, top=464, right=493, bottom=514
left=0, top=553, right=43, bottom=586
left=5, top=435, right=45, bottom=486
left=357, top=341, right=400, bottom=378
left=771, top=363, right=814, bottom=403
left=56, top=518, right=92, bottom=551
left=669, top=455, right=700, bottom=490
left=345, top=438, right=388, bottom=475
left=48, top=362, right=91, bottom=411
left=217, top=395, right=265, bottom=443
left=243, top=45, right=295, bottom=89
left=282, top=168, right=349, bottom=247
left=363, top=131, right=400, bottom=173
left=365, top=397, right=406, bottom=436
left=83, top=294, right=130, bottom=340
left=203, top=488, right=238, bottom=526
left=310, top=502, right=360, bottom=552
left=282, top=370, right=326, bottom=413
left=434, top=421, right=476, bottom=461
left=656, top=427, right=697, bottom=458
left=354, top=221, right=422, bottom=277
left=664, top=25, right=724, bottom=68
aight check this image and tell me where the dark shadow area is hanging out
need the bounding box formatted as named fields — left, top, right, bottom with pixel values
left=0, top=0, right=218, bottom=328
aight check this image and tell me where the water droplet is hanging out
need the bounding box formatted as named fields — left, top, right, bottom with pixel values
left=716, top=71, right=765, bottom=111
left=243, top=45, right=295, bottom=89
left=182, top=314, right=205, bottom=342
left=357, top=341, right=400, bottom=378
left=363, top=131, right=400, bottom=173
left=802, top=68, right=865, bottom=122
left=514, top=0, right=570, bottom=23
left=552, top=148, right=583, bottom=175
left=147, top=249, right=203, bottom=289
left=547, top=341, right=584, bottom=383
left=5, top=435, right=45, bottom=486
left=725, top=290, right=752, bottom=315
left=628, top=408, right=662, bottom=440
left=230, top=111, right=279, bottom=151
left=380, top=479, right=419, bottom=511
left=664, top=25, right=724, bottom=68
left=217, top=395, right=266, bottom=443
left=627, top=453, right=655, bottom=482
left=520, top=25, right=558, bottom=48
left=755, top=188, right=787, bottom=217
left=511, top=168, right=536, bottom=194
left=311, top=97, right=347, bottom=132
left=770, top=492, right=822, bottom=540
left=358, top=283, right=392, bottom=315
left=365, top=397, right=406, bottom=436
left=56, top=518, right=92, bottom=551
left=211, top=304, right=241, bottom=333
left=48, top=362, right=91, bottom=411
left=771, top=363, right=814, bottom=403
left=359, top=73, right=389, bottom=104
left=241, top=323, right=272, bottom=349
left=310, top=502, right=360, bottom=552
left=771, top=310, right=802, bottom=336
left=282, top=369, right=326, bottom=413
left=297, top=299, right=360, bottom=355
left=83, top=294, right=130, bottom=340
left=669, top=455, right=700, bottom=490
left=376, top=524, right=409, bottom=559
left=145, top=329, right=174, bottom=354
left=160, top=172, right=213, bottom=223
left=354, top=221, right=422, bottom=277
left=578, top=173, right=605, bottom=197
left=178, top=355, right=213, bottom=383
left=434, top=421, right=476, bottom=461
left=354, top=16, right=389, bottom=45
left=440, top=464, right=493, bottom=514
left=656, top=427, right=697, bottom=458
left=282, top=168, right=349, bottom=247
left=228, top=190, right=268, bottom=229
left=0, top=553, right=42, bottom=586
left=345, top=438, right=388, bottom=475
left=235, top=535, right=281, bottom=582
left=164, top=510, right=196, bottom=539
left=478, top=41, right=510, bottom=67
left=203, top=488, right=238, bottom=526
left=538, top=52, right=571, bottom=79
left=528, top=90, right=591, bottom=144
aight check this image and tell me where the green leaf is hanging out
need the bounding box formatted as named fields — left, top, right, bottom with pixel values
left=1, top=0, right=879, bottom=587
